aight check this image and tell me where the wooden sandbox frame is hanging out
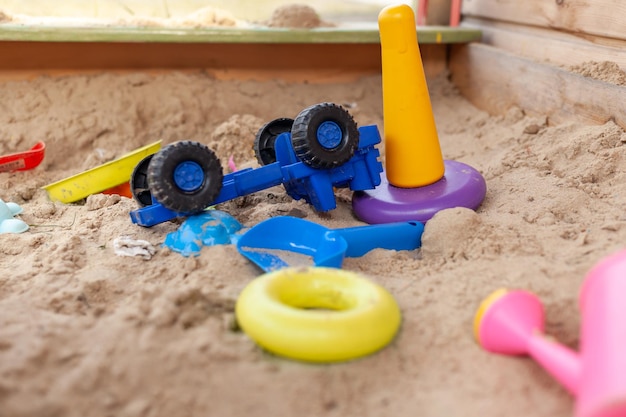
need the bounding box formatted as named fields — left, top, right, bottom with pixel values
left=0, top=1, right=623, bottom=129
left=451, top=0, right=626, bottom=130
left=0, top=24, right=477, bottom=82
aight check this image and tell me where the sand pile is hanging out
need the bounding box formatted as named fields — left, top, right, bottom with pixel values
left=0, top=70, right=625, bottom=417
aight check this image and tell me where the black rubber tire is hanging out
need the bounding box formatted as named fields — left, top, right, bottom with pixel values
left=130, top=154, right=154, bottom=207
left=253, top=118, right=294, bottom=165
left=147, top=141, right=224, bottom=213
left=291, top=103, right=359, bottom=169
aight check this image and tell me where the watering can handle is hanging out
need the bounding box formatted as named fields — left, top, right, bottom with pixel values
left=334, top=221, right=424, bottom=258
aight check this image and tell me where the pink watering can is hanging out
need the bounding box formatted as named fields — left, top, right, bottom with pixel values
left=474, top=248, right=626, bottom=417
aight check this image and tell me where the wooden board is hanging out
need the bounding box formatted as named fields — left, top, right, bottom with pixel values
left=0, top=41, right=447, bottom=82
left=0, top=24, right=481, bottom=44
left=462, top=0, right=626, bottom=41
left=449, top=43, right=626, bottom=130
left=463, top=17, right=626, bottom=71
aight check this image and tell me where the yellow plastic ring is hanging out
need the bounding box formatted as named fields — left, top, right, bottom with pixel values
left=235, top=267, right=401, bottom=363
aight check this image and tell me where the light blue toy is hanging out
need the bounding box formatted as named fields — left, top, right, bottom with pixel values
left=163, top=210, right=242, bottom=257
left=0, top=199, right=28, bottom=234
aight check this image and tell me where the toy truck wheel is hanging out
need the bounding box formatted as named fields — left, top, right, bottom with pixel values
left=130, top=155, right=154, bottom=207
left=254, top=118, right=294, bottom=166
left=291, top=103, right=359, bottom=169
left=147, top=141, right=224, bottom=213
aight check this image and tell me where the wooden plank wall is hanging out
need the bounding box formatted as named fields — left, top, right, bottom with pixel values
left=0, top=41, right=447, bottom=84
left=449, top=0, right=626, bottom=129
left=461, top=0, right=626, bottom=40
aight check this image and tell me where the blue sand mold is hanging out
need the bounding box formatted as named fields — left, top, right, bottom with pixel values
left=163, top=210, right=242, bottom=257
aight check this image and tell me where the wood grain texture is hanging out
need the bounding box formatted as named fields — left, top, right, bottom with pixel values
left=462, top=18, right=626, bottom=71
left=462, top=0, right=626, bottom=40
left=449, top=43, right=626, bottom=129
left=0, top=42, right=447, bottom=80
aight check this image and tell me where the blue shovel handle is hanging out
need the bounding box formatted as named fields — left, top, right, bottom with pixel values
left=331, top=221, right=424, bottom=258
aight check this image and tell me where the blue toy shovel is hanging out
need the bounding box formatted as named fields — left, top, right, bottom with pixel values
left=236, top=216, right=424, bottom=272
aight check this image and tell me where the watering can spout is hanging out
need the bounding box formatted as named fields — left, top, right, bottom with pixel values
left=527, top=335, right=581, bottom=395
left=477, top=249, right=626, bottom=417
left=474, top=289, right=580, bottom=395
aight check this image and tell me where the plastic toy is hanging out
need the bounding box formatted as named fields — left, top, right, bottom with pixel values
left=0, top=141, right=45, bottom=173
left=235, top=266, right=401, bottom=363
left=474, top=248, right=626, bottom=417
left=0, top=199, right=29, bottom=234
left=352, top=4, right=486, bottom=224
left=163, top=210, right=243, bottom=257
left=101, top=182, right=133, bottom=198
left=129, top=103, right=383, bottom=227
left=43, top=141, right=161, bottom=203
left=380, top=4, right=445, bottom=188
left=236, top=216, right=423, bottom=272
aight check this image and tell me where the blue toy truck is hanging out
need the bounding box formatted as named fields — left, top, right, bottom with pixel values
left=129, top=103, right=384, bottom=227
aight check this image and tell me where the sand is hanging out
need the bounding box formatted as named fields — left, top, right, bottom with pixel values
left=1, top=69, right=625, bottom=417
left=569, top=61, right=626, bottom=86
left=264, top=4, right=334, bottom=28
left=0, top=5, right=246, bottom=28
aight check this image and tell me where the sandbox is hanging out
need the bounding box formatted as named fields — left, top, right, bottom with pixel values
left=0, top=3, right=625, bottom=417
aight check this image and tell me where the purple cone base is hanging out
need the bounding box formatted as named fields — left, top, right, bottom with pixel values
left=352, top=160, right=487, bottom=224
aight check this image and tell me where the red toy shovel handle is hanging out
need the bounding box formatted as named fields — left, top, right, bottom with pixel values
left=0, top=141, right=46, bottom=173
